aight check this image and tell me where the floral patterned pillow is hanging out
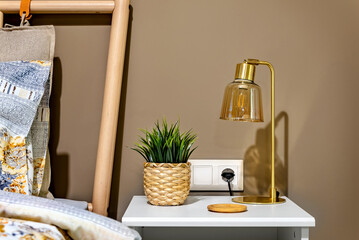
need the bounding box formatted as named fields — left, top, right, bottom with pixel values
left=0, top=60, right=51, bottom=195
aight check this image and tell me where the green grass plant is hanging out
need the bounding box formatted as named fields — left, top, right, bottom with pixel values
left=132, top=119, right=197, bottom=163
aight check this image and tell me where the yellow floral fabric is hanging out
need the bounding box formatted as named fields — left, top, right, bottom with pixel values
left=0, top=131, right=28, bottom=194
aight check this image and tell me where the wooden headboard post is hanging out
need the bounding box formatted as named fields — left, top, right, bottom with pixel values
left=0, top=12, right=3, bottom=27
left=92, top=0, right=130, bottom=216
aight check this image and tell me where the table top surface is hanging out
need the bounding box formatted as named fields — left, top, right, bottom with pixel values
left=122, top=196, right=315, bottom=227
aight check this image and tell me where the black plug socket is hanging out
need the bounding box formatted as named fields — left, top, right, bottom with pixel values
left=221, top=168, right=235, bottom=183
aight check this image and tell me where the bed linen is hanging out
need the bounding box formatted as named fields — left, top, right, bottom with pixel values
left=0, top=191, right=141, bottom=240
left=0, top=216, right=71, bottom=239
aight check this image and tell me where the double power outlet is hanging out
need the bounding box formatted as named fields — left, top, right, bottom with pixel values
left=188, top=159, right=243, bottom=191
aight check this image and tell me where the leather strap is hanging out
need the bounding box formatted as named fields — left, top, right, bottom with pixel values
left=19, top=0, right=32, bottom=20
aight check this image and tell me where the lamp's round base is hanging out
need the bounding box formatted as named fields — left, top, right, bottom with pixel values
left=232, top=196, right=286, bottom=205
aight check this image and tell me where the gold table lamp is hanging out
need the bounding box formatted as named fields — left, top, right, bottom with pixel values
left=220, top=59, right=285, bottom=204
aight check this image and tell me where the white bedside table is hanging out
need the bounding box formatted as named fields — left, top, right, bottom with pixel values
left=122, top=196, right=315, bottom=240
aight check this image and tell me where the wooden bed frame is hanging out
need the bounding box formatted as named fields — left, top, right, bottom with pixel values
left=0, top=0, right=130, bottom=216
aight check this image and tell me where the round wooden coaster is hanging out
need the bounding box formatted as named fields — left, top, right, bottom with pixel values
left=207, top=204, right=247, bottom=213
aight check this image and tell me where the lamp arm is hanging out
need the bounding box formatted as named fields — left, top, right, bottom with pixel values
left=245, top=59, right=277, bottom=203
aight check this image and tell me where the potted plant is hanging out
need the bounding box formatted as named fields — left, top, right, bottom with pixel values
left=132, top=119, right=197, bottom=206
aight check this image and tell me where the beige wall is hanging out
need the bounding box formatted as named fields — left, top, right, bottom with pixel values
left=5, top=0, right=359, bottom=239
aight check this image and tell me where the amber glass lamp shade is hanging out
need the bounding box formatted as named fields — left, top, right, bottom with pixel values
left=220, top=79, right=263, bottom=122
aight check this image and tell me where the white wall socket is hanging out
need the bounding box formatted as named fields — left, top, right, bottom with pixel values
left=188, top=159, right=243, bottom=191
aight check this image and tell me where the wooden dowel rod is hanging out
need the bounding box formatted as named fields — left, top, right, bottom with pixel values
left=0, top=11, right=3, bottom=28
left=92, top=0, right=129, bottom=216
left=0, top=1, right=114, bottom=14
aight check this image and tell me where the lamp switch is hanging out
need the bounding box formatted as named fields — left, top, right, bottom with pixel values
left=189, top=159, right=243, bottom=191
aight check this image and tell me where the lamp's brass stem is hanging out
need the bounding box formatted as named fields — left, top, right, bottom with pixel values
left=232, top=59, right=285, bottom=204
left=245, top=59, right=276, bottom=203
left=267, top=62, right=276, bottom=203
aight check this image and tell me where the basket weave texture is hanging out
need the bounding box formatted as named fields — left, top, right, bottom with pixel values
left=144, top=162, right=191, bottom=206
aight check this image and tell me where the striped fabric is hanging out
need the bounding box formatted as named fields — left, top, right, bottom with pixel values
left=0, top=78, right=37, bottom=101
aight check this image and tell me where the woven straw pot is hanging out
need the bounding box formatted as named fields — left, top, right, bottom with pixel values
left=144, top=162, right=191, bottom=206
